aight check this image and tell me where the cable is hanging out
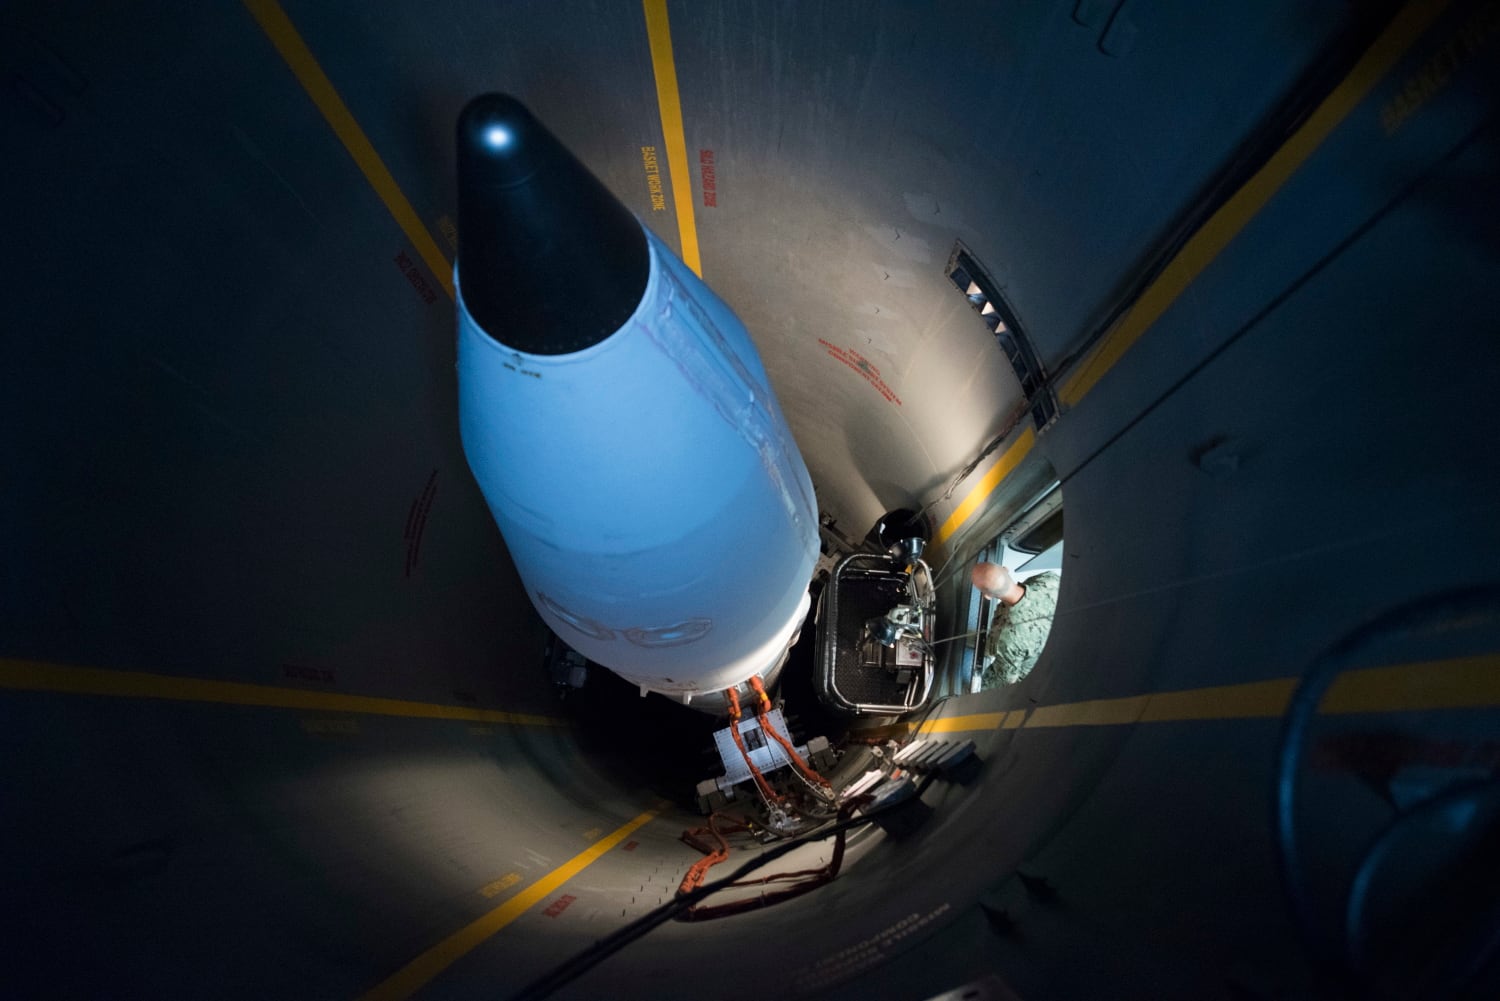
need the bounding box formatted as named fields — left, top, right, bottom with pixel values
left=676, top=798, right=854, bottom=922
left=508, top=771, right=940, bottom=1001
left=1058, top=115, right=1491, bottom=496
left=676, top=811, right=748, bottom=895
left=901, top=691, right=957, bottom=744
left=725, top=686, right=781, bottom=805
left=783, top=755, right=840, bottom=812
left=908, top=401, right=1031, bottom=547
left=915, top=629, right=982, bottom=652
left=1042, top=0, right=1404, bottom=394
left=749, top=676, right=832, bottom=793
left=914, top=2, right=1418, bottom=574
left=678, top=816, right=849, bottom=921
left=679, top=681, right=839, bottom=902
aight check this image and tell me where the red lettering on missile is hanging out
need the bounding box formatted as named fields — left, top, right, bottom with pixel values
left=699, top=149, right=717, bottom=207
left=543, top=894, right=577, bottom=917
left=394, top=250, right=438, bottom=305
left=818, top=339, right=902, bottom=406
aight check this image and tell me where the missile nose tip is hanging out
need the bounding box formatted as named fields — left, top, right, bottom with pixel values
left=456, top=93, right=649, bottom=355
left=458, top=93, right=548, bottom=187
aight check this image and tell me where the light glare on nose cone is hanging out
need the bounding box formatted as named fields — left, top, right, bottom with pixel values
left=484, top=125, right=512, bottom=149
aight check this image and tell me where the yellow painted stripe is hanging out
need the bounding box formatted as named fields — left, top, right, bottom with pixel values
left=919, top=711, right=1005, bottom=735
left=934, top=427, right=1035, bottom=546
left=242, top=0, right=455, bottom=299
left=0, top=658, right=565, bottom=727
left=360, top=809, right=659, bottom=1001
left=918, top=709, right=1025, bottom=734
left=1058, top=0, right=1450, bottom=406
left=933, top=0, right=1451, bottom=551
left=1030, top=694, right=1151, bottom=728
left=919, top=655, right=1497, bottom=733
left=642, top=0, right=703, bottom=277
left=1323, top=654, right=1499, bottom=713
left=1136, top=677, right=1298, bottom=722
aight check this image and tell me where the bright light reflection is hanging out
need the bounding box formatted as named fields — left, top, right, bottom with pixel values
left=484, top=125, right=512, bottom=149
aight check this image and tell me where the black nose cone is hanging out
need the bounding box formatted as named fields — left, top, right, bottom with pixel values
left=456, top=94, right=649, bottom=355
left=457, top=94, right=548, bottom=190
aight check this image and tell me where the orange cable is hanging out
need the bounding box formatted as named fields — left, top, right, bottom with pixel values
left=677, top=812, right=746, bottom=894
left=726, top=687, right=780, bottom=803
left=677, top=805, right=854, bottom=922
left=749, top=676, right=832, bottom=790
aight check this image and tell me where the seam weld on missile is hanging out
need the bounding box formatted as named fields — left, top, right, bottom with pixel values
left=643, top=251, right=817, bottom=549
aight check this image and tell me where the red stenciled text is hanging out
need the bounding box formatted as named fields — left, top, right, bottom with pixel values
left=394, top=251, right=437, bottom=305
left=699, top=148, right=717, bottom=207
left=818, top=338, right=902, bottom=405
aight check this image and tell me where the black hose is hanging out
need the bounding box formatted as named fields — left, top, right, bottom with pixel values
left=508, top=772, right=940, bottom=1001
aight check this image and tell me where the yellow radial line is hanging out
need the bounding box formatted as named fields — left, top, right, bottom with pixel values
left=241, top=0, right=455, bottom=300
left=1322, top=655, right=1500, bottom=713
left=920, top=654, right=1498, bottom=732
left=359, top=808, right=660, bottom=1001
left=933, top=427, right=1035, bottom=547
left=918, top=711, right=1005, bottom=735
left=0, top=657, right=565, bottom=727
left=933, top=0, right=1453, bottom=552
left=642, top=0, right=703, bottom=276
left=1059, top=0, right=1451, bottom=407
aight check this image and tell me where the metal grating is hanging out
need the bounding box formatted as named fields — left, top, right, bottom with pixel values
left=831, top=573, right=914, bottom=706
left=947, top=242, right=1058, bottom=431
left=713, top=709, right=809, bottom=786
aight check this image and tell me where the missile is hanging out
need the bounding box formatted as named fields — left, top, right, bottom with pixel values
left=454, top=94, right=819, bottom=709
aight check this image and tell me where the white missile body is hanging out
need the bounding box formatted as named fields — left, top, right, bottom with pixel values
left=455, top=98, right=817, bottom=706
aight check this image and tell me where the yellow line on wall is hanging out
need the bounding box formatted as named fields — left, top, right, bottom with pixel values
left=1058, top=0, right=1450, bottom=406
left=919, top=654, right=1497, bottom=733
left=359, top=808, right=659, bottom=1001
left=241, top=0, right=455, bottom=300
left=1322, top=654, right=1499, bottom=713
left=1029, top=694, right=1152, bottom=729
left=0, top=658, right=565, bottom=727
left=934, top=427, right=1035, bottom=546
left=1136, top=677, right=1297, bottom=722
left=920, top=711, right=1006, bottom=735
left=642, top=0, right=703, bottom=276
left=931, top=0, right=1452, bottom=551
